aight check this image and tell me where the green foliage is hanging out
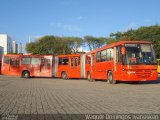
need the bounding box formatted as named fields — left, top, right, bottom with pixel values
left=26, top=35, right=83, bottom=55
left=84, top=36, right=107, bottom=50
left=62, top=37, right=83, bottom=53
left=110, top=25, right=160, bottom=58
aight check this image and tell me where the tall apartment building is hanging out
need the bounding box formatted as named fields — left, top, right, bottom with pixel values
left=12, top=41, right=18, bottom=53
left=0, top=34, right=13, bottom=59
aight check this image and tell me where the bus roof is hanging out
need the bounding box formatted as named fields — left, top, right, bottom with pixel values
left=57, top=54, right=82, bottom=57
left=86, top=40, right=152, bottom=54
left=2, top=54, right=53, bottom=57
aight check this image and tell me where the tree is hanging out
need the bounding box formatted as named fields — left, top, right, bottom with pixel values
left=26, top=36, right=70, bottom=55
left=84, top=36, right=107, bottom=50
left=62, top=37, right=83, bottom=53
left=109, top=25, right=160, bottom=58
left=26, top=36, right=84, bottom=55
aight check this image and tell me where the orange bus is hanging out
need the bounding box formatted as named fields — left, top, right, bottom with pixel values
left=1, top=54, right=53, bottom=78
left=53, top=54, right=85, bottom=79
left=85, top=41, right=158, bottom=83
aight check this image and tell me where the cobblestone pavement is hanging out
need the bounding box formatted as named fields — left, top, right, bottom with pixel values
left=0, top=75, right=160, bottom=119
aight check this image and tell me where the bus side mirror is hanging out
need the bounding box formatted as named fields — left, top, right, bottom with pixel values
left=121, top=47, right=126, bottom=55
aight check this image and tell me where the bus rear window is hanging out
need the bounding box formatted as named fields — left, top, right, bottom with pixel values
left=4, top=56, right=9, bottom=64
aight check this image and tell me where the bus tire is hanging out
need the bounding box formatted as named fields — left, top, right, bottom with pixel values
left=62, top=72, right=67, bottom=80
left=108, top=71, right=116, bottom=84
left=22, top=71, right=30, bottom=78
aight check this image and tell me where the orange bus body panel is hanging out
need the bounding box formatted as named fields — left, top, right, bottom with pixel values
left=1, top=54, right=53, bottom=77
left=56, top=54, right=82, bottom=78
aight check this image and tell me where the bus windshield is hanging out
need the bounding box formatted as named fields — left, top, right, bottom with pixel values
left=124, top=43, right=156, bottom=65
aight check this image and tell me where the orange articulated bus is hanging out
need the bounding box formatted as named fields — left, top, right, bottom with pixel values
left=1, top=53, right=86, bottom=79
left=53, top=54, right=86, bottom=79
left=1, top=54, right=53, bottom=78
left=85, top=41, right=158, bottom=83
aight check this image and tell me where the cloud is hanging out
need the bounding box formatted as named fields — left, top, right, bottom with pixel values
left=50, top=23, right=81, bottom=32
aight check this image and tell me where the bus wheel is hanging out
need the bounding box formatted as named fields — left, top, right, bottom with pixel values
left=62, top=72, right=67, bottom=80
left=108, top=71, right=116, bottom=84
left=22, top=71, right=30, bottom=78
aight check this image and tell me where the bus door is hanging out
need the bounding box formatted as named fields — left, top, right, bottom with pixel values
left=70, top=57, right=81, bottom=78
left=31, top=57, right=41, bottom=76
left=114, top=46, right=123, bottom=80
left=9, top=56, right=20, bottom=75
left=40, top=56, right=52, bottom=77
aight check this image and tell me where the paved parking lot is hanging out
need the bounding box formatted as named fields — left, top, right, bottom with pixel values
left=0, top=75, right=160, bottom=119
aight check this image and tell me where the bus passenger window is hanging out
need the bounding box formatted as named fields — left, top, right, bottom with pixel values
left=10, top=57, right=19, bottom=66
left=22, top=57, right=31, bottom=65
left=96, top=52, right=101, bottom=62
left=86, top=55, right=91, bottom=64
left=75, top=58, right=78, bottom=66
left=101, top=50, right=107, bottom=62
left=59, top=57, right=69, bottom=65
left=46, top=59, right=50, bottom=66
left=116, top=46, right=122, bottom=63
left=107, top=48, right=113, bottom=61
left=4, top=56, right=9, bottom=64
left=71, top=58, right=74, bottom=66
left=31, top=58, right=41, bottom=65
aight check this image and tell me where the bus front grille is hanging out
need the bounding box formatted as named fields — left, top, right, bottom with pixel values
left=136, top=70, right=151, bottom=78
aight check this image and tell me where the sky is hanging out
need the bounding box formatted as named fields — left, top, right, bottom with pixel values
left=0, top=0, right=160, bottom=44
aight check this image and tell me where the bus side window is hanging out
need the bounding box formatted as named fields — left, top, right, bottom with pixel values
left=96, top=51, right=101, bottom=62
left=101, top=50, right=107, bottom=62
left=91, top=53, right=95, bottom=66
left=46, top=59, right=50, bottom=66
left=116, top=46, right=122, bottom=63
left=86, top=55, right=91, bottom=64
left=71, top=58, right=74, bottom=66
left=22, top=57, right=31, bottom=65
left=78, top=57, right=80, bottom=65
left=4, top=56, right=9, bottom=64
left=58, top=58, right=62, bottom=65
left=59, top=57, right=69, bottom=65
left=10, top=57, right=19, bottom=66
left=107, top=48, right=113, bottom=61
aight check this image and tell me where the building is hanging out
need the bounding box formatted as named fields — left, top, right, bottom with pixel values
left=0, top=34, right=13, bottom=59
left=12, top=41, right=18, bottom=53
